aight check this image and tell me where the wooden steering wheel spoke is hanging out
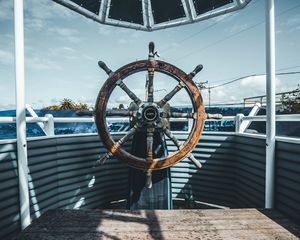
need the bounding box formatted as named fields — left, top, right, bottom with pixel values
left=147, top=41, right=155, bottom=103
left=146, top=128, right=154, bottom=162
left=95, top=125, right=138, bottom=166
left=163, top=127, right=181, bottom=147
left=163, top=127, right=202, bottom=169
left=163, top=112, right=197, bottom=119
left=106, top=109, right=135, bottom=117
left=116, top=79, right=142, bottom=105
left=145, top=128, right=154, bottom=188
left=158, top=81, right=185, bottom=107
left=145, top=170, right=153, bottom=188
left=147, top=68, right=155, bottom=102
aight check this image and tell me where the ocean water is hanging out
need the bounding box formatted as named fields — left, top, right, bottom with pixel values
left=0, top=110, right=96, bottom=140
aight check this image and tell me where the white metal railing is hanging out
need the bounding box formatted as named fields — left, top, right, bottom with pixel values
left=0, top=113, right=300, bottom=136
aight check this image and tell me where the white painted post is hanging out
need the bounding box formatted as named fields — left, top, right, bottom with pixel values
left=235, top=114, right=244, bottom=133
left=265, top=0, right=276, bottom=209
left=239, top=103, right=261, bottom=133
left=14, top=0, right=30, bottom=229
left=25, top=104, right=47, bottom=135
left=44, top=114, right=55, bottom=136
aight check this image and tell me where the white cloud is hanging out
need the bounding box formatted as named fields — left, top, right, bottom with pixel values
left=206, top=75, right=285, bottom=105
left=118, top=38, right=128, bottom=44
left=0, top=50, right=14, bottom=65
left=208, top=86, right=229, bottom=104
left=25, top=57, right=61, bottom=70
left=98, top=25, right=113, bottom=36
left=279, top=16, right=300, bottom=34
left=284, top=16, right=300, bottom=27
left=240, top=75, right=266, bottom=90
left=25, top=18, right=45, bottom=31
left=0, top=1, right=13, bottom=20
left=47, top=46, right=78, bottom=60
left=77, top=97, right=95, bottom=107
left=240, top=75, right=281, bottom=91
left=115, top=95, right=130, bottom=103
left=63, top=47, right=75, bottom=52
left=0, top=103, right=15, bottom=110
left=50, top=98, right=60, bottom=105
left=48, top=27, right=82, bottom=43
left=117, top=30, right=142, bottom=45
left=23, top=0, right=75, bottom=32
left=227, top=23, right=249, bottom=34
left=82, top=54, right=94, bottom=61
left=25, top=0, right=74, bottom=20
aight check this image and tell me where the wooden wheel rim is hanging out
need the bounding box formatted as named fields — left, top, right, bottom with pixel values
left=95, top=60, right=206, bottom=171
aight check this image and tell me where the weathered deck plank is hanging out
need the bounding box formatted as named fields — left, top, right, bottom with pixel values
left=17, top=209, right=300, bottom=240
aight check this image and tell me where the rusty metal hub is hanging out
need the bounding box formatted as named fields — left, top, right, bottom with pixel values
left=142, top=105, right=158, bottom=122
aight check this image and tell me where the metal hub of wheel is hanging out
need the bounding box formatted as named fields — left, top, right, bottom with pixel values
left=142, top=105, right=158, bottom=122
left=94, top=42, right=217, bottom=186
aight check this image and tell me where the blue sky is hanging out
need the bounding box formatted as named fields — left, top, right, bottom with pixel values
left=0, top=0, right=299, bottom=110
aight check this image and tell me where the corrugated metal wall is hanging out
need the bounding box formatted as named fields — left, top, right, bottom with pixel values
left=27, top=134, right=129, bottom=218
left=170, top=133, right=266, bottom=209
left=0, top=133, right=299, bottom=239
left=276, top=140, right=300, bottom=224
left=234, top=135, right=266, bottom=208
left=170, top=133, right=237, bottom=207
left=0, top=141, right=20, bottom=239
left=0, top=134, right=129, bottom=240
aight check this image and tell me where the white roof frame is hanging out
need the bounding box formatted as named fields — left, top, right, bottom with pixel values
left=52, top=0, right=252, bottom=31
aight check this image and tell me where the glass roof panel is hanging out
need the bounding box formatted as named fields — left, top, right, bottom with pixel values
left=151, top=0, right=186, bottom=24
left=71, top=0, right=101, bottom=15
left=108, top=0, right=144, bottom=25
left=193, top=0, right=233, bottom=15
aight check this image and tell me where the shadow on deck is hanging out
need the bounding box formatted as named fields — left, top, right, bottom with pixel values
left=16, top=208, right=300, bottom=240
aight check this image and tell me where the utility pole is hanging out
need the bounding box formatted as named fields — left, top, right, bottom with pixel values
left=197, top=81, right=212, bottom=130
left=208, top=87, right=211, bottom=110
left=197, top=81, right=210, bottom=107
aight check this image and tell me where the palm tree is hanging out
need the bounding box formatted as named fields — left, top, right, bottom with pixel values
left=60, top=98, right=75, bottom=110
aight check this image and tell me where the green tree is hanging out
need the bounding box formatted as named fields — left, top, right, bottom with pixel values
left=281, top=85, right=300, bottom=113
left=60, top=98, right=75, bottom=110
left=74, top=103, right=88, bottom=110
left=41, top=105, right=60, bottom=110
left=118, top=103, right=125, bottom=109
left=41, top=99, right=90, bottom=110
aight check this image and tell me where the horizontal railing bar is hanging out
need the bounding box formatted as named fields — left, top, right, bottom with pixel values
left=205, top=116, right=235, bottom=121
left=0, top=114, right=299, bottom=124
left=53, top=117, right=95, bottom=123
left=0, top=117, right=49, bottom=123
left=243, top=114, right=300, bottom=122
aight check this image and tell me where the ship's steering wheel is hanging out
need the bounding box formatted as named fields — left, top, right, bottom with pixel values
left=95, top=42, right=210, bottom=185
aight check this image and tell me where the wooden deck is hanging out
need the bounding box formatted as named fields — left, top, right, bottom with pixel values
left=17, top=209, right=300, bottom=240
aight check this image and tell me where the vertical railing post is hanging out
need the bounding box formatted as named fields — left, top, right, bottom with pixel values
left=188, top=119, right=193, bottom=132
left=44, top=114, right=55, bottom=136
left=235, top=114, right=244, bottom=133
left=14, top=0, right=30, bottom=230
left=265, top=0, right=276, bottom=209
